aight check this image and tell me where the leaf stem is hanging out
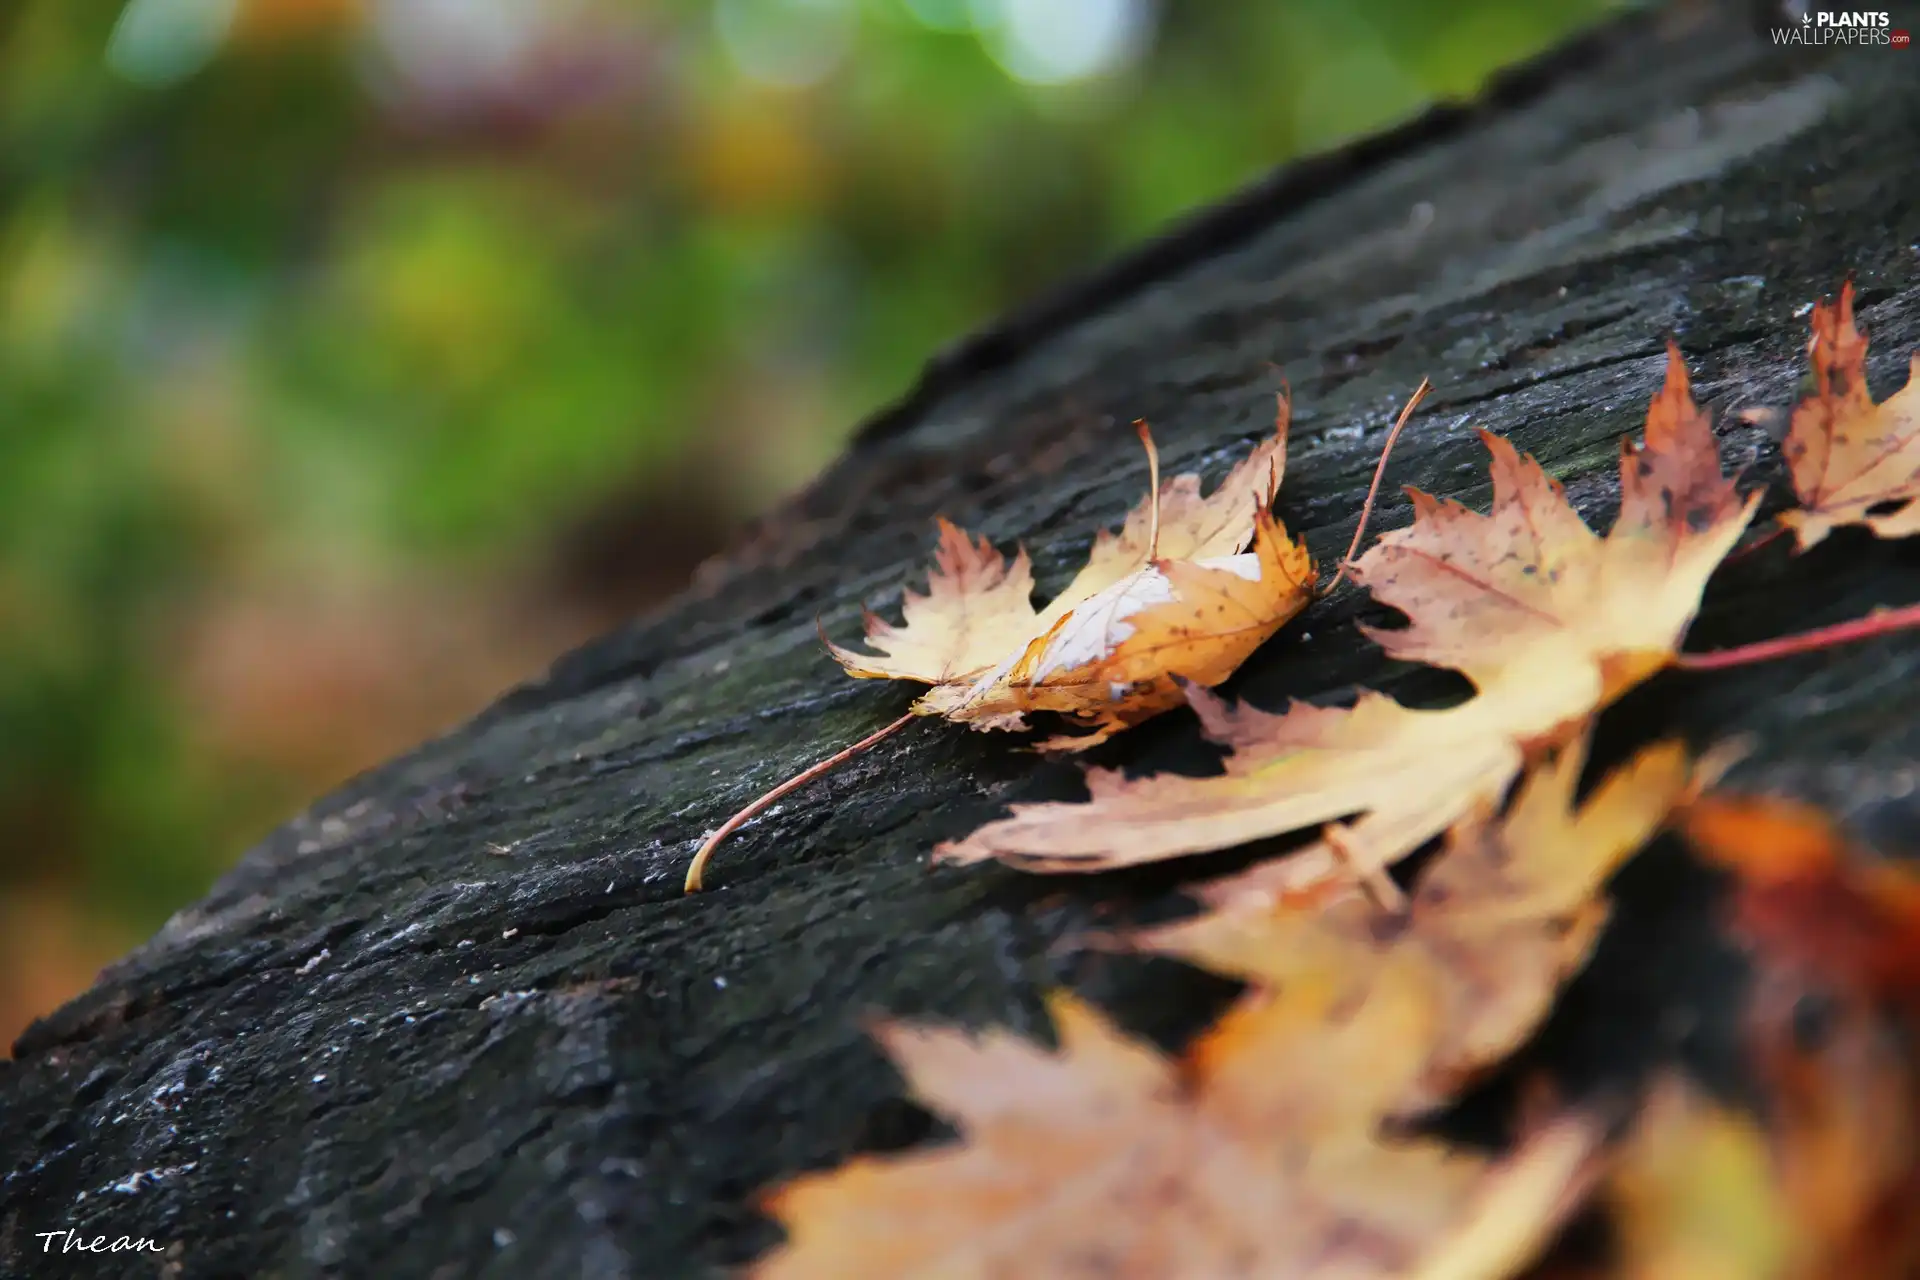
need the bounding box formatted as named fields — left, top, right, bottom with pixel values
left=684, top=711, right=918, bottom=893
left=1323, top=378, right=1432, bottom=596
left=1134, top=419, right=1162, bottom=562
left=1323, top=823, right=1408, bottom=915
left=1674, top=602, right=1920, bottom=672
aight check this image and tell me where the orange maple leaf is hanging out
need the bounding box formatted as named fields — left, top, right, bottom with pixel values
left=939, top=345, right=1755, bottom=893
left=751, top=988, right=1598, bottom=1280
left=1779, top=281, right=1920, bottom=549
left=827, top=407, right=1313, bottom=750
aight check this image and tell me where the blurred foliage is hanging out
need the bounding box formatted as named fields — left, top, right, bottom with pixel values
left=0, top=0, right=1621, bottom=1045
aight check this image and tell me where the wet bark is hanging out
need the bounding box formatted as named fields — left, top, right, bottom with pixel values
left=5, top=4, right=1918, bottom=1276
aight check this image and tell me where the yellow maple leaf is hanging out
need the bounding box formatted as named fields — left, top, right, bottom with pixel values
left=1779, top=281, right=1920, bottom=549
left=751, top=986, right=1598, bottom=1280
left=938, top=344, right=1755, bottom=891
left=827, top=407, right=1313, bottom=748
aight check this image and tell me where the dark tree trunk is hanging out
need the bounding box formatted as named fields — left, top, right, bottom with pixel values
left=5, top=5, right=1918, bottom=1276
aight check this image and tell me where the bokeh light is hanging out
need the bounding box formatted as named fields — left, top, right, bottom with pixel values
left=973, top=0, right=1153, bottom=86
left=0, top=0, right=1624, bottom=1049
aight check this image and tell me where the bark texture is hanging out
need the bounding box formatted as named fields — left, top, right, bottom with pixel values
left=5, top=4, right=1919, bottom=1276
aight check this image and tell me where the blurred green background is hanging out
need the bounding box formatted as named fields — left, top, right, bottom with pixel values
left=0, top=0, right=1619, bottom=1047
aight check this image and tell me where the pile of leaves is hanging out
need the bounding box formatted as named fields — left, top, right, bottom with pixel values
left=718, top=284, right=1920, bottom=1277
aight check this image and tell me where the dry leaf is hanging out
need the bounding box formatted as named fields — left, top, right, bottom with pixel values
left=1597, top=998, right=1920, bottom=1280
left=1602, top=1078, right=1798, bottom=1280
left=752, top=987, right=1598, bottom=1280
left=1676, top=794, right=1920, bottom=1279
left=1680, top=794, right=1920, bottom=1009
left=1779, top=281, right=1920, bottom=549
left=748, top=734, right=1690, bottom=1277
left=1750, top=991, right=1920, bottom=1280
left=828, top=406, right=1314, bottom=750
left=1600, top=1031, right=1919, bottom=1280
left=939, top=344, right=1753, bottom=890
left=1566, top=798, right=1920, bottom=1280
left=1140, top=737, right=1693, bottom=1112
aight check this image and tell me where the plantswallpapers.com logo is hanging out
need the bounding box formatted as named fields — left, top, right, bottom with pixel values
left=1773, top=7, right=1906, bottom=45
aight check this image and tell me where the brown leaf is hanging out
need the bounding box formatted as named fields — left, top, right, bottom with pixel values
left=938, top=345, right=1753, bottom=887
left=1779, top=281, right=1920, bottom=549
